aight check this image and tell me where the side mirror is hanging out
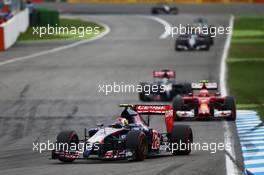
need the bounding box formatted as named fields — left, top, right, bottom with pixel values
left=215, top=92, right=221, bottom=96
left=188, top=93, right=193, bottom=96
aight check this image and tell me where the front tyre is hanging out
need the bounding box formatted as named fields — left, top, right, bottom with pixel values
left=126, top=130, right=148, bottom=161
left=170, top=125, right=193, bottom=155
left=224, top=96, right=236, bottom=121
left=172, top=96, right=184, bottom=121
left=183, top=82, right=192, bottom=94
left=56, top=130, right=79, bottom=163
left=203, top=44, right=210, bottom=51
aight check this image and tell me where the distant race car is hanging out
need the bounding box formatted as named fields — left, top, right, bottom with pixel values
left=151, top=4, right=178, bottom=15
left=175, top=32, right=211, bottom=51
left=193, top=17, right=215, bottom=45
left=51, top=104, right=193, bottom=162
left=138, top=70, right=192, bottom=101
left=172, top=80, right=236, bottom=121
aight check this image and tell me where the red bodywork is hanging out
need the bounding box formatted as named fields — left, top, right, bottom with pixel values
left=182, top=93, right=225, bottom=118
left=134, top=105, right=174, bottom=134
left=153, top=70, right=175, bottom=78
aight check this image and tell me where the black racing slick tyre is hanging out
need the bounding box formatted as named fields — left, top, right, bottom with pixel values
left=151, top=9, right=159, bottom=14
left=183, top=82, right=192, bottom=94
left=224, top=96, right=237, bottom=121
left=126, top=130, right=148, bottom=161
left=204, top=45, right=210, bottom=51
left=170, top=8, right=178, bottom=15
left=210, top=37, right=214, bottom=45
left=172, top=96, right=184, bottom=121
left=139, top=92, right=149, bottom=101
left=170, top=125, right=193, bottom=155
left=175, top=44, right=182, bottom=51
left=56, top=130, right=79, bottom=162
left=138, top=83, right=150, bottom=101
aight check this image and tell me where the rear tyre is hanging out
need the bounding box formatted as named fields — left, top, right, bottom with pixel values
left=56, top=130, right=79, bottom=163
left=210, top=37, right=214, bottom=45
left=171, top=9, right=178, bottom=15
left=172, top=96, right=184, bottom=121
left=138, top=83, right=150, bottom=101
left=224, top=96, right=236, bottom=121
left=151, top=8, right=159, bottom=15
left=170, top=125, right=193, bottom=155
left=126, top=131, right=148, bottom=161
left=175, top=44, right=182, bottom=51
left=204, top=44, right=210, bottom=51
left=183, top=82, right=192, bottom=94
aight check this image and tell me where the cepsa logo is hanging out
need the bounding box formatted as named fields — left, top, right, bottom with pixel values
left=136, top=105, right=172, bottom=113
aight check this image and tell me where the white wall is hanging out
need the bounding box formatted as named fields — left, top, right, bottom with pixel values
left=1, top=8, right=29, bottom=50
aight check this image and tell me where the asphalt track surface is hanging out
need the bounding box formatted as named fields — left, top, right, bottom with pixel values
left=0, top=14, right=244, bottom=175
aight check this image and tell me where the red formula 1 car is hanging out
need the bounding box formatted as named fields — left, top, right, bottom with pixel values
left=172, top=80, right=236, bottom=121
left=51, top=104, right=193, bottom=162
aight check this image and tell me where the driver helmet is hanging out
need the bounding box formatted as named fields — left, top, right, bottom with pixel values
left=115, top=117, right=129, bottom=127
left=199, top=89, right=209, bottom=97
left=162, top=77, right=169, bottom=84
left=163, top=5, right=170, bottom=12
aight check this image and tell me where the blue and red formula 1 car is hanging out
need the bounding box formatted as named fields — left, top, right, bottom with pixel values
left=51, top=104, right=193, bottom=162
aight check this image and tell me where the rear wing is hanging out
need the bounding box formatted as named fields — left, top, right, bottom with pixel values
left=134, top=105, right=172, bottom=115
left=120, top=104, right=174, bottom=134
left=191, top=82, right=218, bottom=90
left=119, top=104, right=172, bottom=115
left=153, top=70, right=175, bottom=78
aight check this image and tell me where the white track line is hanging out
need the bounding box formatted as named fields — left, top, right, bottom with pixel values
left=0, top=22, right=110, bottom=67
left=245, top=159, right=264, bottom=165
left=236, top=119, right=261, bottom=125
left=221, top=15, right=239, bottom=175
left=223, top=121, right=238, bottom=175
left=138, top=16, right=171, bottom=39
left=240, top=133, right=264, bottom=137
left=241, top=135, right=264, bottom=139
left=237, top=122, right=261, bottom=126
left=244, top=152, right=264, bottom=157
left=247, top=167, right=264, bottom=173
left=242, top=146, right=264, bottom=150
left=239, top=130, right=264, bottom=134
left=238, top=127, right=264, bottom=132
left=240, top=138, right=264, bottom=141
left=238, top=110, right=257, bottom=115
left=220, top=15, right=234, bottom=97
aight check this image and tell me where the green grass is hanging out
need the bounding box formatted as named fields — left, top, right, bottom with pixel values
left=233, top=17, right=264, bottom=31
left=228, top=16, right=264, bottom=120
left=229, top=43, right=264, bottom=59
left=18, top=18, right=105, bottom=41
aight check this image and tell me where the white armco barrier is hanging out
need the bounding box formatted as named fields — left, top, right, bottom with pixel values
left=0, top=8, right=29, bottom=51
